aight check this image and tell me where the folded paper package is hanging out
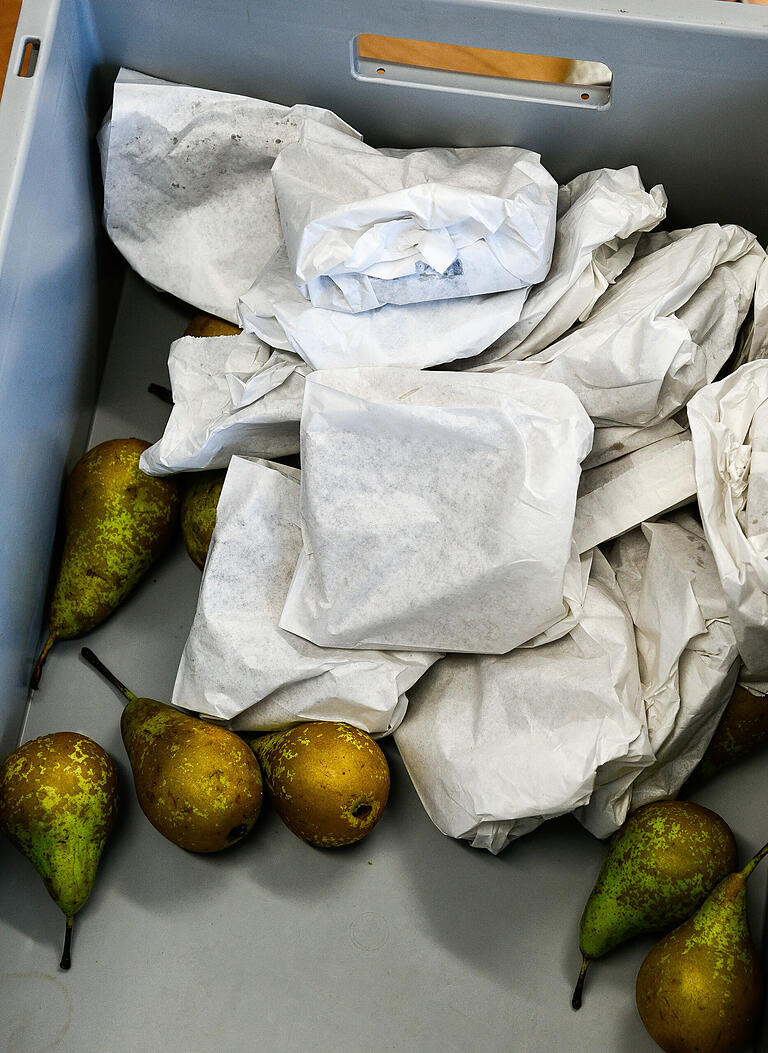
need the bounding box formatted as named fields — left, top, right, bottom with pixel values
left=173, top=457, right=439, bottom=734
left=688, top=359, right=768, bottom=686
left=139, top=331, right=308, bottom=475
left=99, top=69, right=360, bottom=322
left=393, top=551, right=653, bottom=853
left=271, top=118, right=558, bottom=312
left=474, top=224, right=764, bottom=429
left=279, top=368, right=593, bottom=654
left=608, top=513, right=740, bottom=807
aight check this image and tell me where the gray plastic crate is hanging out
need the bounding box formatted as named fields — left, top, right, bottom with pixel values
left=0, top=1, right=767, bottom=1049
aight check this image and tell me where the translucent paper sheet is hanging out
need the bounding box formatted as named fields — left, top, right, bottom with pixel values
left=173, top=457, right=439, bottom=734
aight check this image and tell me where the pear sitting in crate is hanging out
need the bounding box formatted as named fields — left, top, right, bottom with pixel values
left=31, top=438, right=180, bottom=688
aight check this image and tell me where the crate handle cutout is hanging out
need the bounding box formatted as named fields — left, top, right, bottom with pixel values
left=17, top=39, right=40, bottom=78
left=352, top=35, right=611, bottom=109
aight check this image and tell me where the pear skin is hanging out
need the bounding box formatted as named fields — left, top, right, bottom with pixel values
left=82, top=649, right=262, bottom=852
left=31, top=438, right=180, bottom=688
left=180, top=470, right=226, bottom=570
left=573, top=800, right=737, bottom=1009
left=691, top=683, right=768, bottom=784
left=636, top=842, right=767, bottom=1053
left=0, top=732, right=118, bottom=968
left=252, top=722, right=389, bottom=848
left=184, top=313, right=242, bottom=338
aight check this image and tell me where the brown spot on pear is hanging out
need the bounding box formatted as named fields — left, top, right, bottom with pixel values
left=251, top=722, right=389, bottom=848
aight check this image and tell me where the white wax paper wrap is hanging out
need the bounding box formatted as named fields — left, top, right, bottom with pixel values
left=688, top=360, right=768, bottom=682
left=139, top=332, right=309, bottom=475
left=271, top=118, right=557, bottom=312
left=173, top=457, right=438, bottom=733
left=279, top=368, right=593, bottom=654
left=582, top=417, right=684, bottom=471
left=99, top=69, right=360, bottom=322
left=393, top=551, right=651, bottom=853
left=608, top=514, right=740, bottom=806
left=733, top=256, right=768, bottom=368
left=573, top=432, right=696, bottom=553
left=464, top=167, right=667, bottom=369
left=475, top=224, right=763, bottom=428
left=238, top=247, right=530, bottom=370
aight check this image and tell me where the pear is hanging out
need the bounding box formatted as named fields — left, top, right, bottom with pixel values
left=690, top=682, right=768, bottom=784
left=81, top=648, right=262, bottom=852
left=572, top=800, right=737, bottom=1010
left=251, top=722, right=389, bottom=848
left=180, top=470, right=226, bottom=570
left=184, top=313, right=242, bottom=339
left=636, top=841, right=768, bottom=1053
left=0, top=731, right=118, bottom=969
left=31, top=438, right=180, bottom=688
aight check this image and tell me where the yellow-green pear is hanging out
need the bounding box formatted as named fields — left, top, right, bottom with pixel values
left=636, top=841, right=767, bottom=1053
left=31, top=438, right=180, bottom=688
left=572, top=800, right=737, bottom=1010
left=81, top=648, right=262, bottom=852
left=251, top=721, right=389, bottom=848
left=184, top=313, right=242, bottom=339
left=180, top=470, right=226, bottom=570
left=0, top=732, right=118, bottom=968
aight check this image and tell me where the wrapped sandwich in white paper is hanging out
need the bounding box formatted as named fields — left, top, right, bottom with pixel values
left=272, top=118, right=557, bottom=312
left=174, top=457, right=439, bottom=734
left=465, top=166, right=667, bottom=368
left=99, top=69, right=360, bottom=321
left=279, top=368, right=593, bottom=654
left=573, top=431, right=696, bottom=553
left=393, top=551, right=652, bottom=853
left=238, top=246, right=531, bottom=370
left=608, top=513, right=740, bottom=806
left=139, top=332, right=309, bottom=475
left=688, top=360, right=768, bottom=685
left=475, top=224, right=764, bottom=428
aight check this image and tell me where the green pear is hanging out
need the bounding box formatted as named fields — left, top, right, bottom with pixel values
left=81, top=648, right=262, bottom=852
left=572, top=800, right=737, bottom=1010
left=31, top=438, right=180, bottom=688
left=0, top=731, right=118, bottom=968
left=636, top=841, right=767, bottom=1053
left=180, top=470, right=226, bottom=570
left=690, top=682, right=768, bottom=784
left=251, top=722, right=389, bottom=848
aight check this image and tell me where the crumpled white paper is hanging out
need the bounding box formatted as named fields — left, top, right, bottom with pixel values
left=732, top=255, right=768, bottom=368
left=573, top=431, right=696, bottom=553
left=463, top=167, right=667, bottom=369
left=474, top=224, right=764, bottom=428
left=98, top=68, right=361, bottom=321
left=271, top=117, right=557, bottom=312
left=238, top=246, right=531, bottom=370
left=688, top=360, right=768, bottom=683
left=608, top=513, right=740, bottom=807
left=393, top=550, right=652, bottom=852
left=582, top=417, right=684, bottom=471
left=279, top=368, right=593, bottom=654
left=173, top=456, right=439, bottom=733
left=139, top=332, right=309, bottom=475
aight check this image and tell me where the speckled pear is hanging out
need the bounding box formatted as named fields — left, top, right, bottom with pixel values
left=251, top=722, right=389, bottom=848
left=636, top=841, right=767, bottom=1053
left=31, top=438, right=180, bottom=688
left=0, top=732, right=118, bottom=968
left=572, top=800, right=737, bottom=1010
left=180, top=470, right=226, bottom=570
left=691, top=683, right=768, bottom=784
left=82, top=648, right=262, bottom=853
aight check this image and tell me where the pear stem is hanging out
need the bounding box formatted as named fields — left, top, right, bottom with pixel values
left=742, top=841, right=768, bottom=880
left=30, top=634, right=55, bottom=690
left=60, top=916, right=73, bottom=970
left=80, top=648, right=136, bottom=703
left=571, top=956, right=590, bottom=1011
left=147, top=382, right=173, bottom=405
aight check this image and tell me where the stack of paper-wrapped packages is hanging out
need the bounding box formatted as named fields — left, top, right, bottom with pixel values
left=99, top=69, right=768, bottom=852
